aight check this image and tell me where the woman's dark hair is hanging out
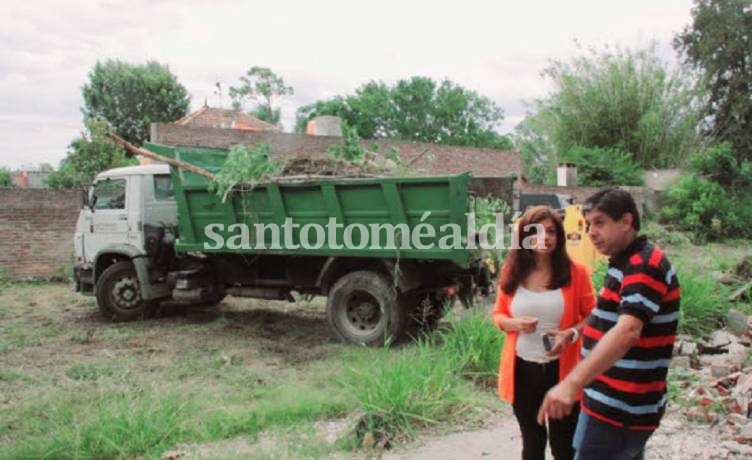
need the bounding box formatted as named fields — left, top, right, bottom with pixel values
left=501, top=206, right=572, bottom=295
left=582, top=188, right=641, bottom=231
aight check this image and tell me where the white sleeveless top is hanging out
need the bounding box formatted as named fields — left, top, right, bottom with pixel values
left=510, top=286, right=564, bottom=363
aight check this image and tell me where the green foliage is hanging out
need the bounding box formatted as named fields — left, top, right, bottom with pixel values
left=297, top=76, right=512, bottom=149
left=328, top=122, right=365, bottom=162
left=0, top=167, right=13, bottom=187
left=564, top=146, right=644, bottom=186
left=675, top=0, right=752, bottom=162
left=516, top=44, right=701, bottom=183
left=65, top=363, right=115, bottom=381
left=209, top=144, right=283, bottom=199
left=229, top=66, right=293, bottom=127
left=437, top=309, right=504, bottom=378
left=661, top=143, right=752, bottom=241
left=342, top=340, right=475, bottom=441
left=342, top=310, right=503, bottom=441
left=677, top=270, right=731, bottom=336
left=82, top=60, right=190, bottom=145
left=385, top=146, right=402, bottom=164
left=642, top=220, right=691, bottom=247
left=46, top=118, right=136, bottom=189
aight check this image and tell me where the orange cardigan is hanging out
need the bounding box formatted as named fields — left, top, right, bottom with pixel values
left=492, top=261, right=596, bottom=403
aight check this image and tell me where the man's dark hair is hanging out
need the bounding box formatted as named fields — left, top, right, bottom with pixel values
left=582, top=188, right=641, bottom=231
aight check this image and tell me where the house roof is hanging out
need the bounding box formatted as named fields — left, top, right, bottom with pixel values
left=150, top=124, right=520, bottom=180
left=175, top=106, right=280, bottom=132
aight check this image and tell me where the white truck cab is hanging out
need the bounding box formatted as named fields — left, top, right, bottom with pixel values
left=74, top=164, right=179, bottom=318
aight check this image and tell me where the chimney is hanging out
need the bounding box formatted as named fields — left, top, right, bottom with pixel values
left=306, top=115, right=343, bottom=137
left=557, top=163, right=577, bottom=187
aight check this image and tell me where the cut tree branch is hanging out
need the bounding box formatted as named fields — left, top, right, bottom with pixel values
left=105, top=133, right=216, bottom=180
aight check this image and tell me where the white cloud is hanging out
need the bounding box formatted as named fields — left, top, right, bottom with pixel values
left=0, top=0, right=694, bottom=168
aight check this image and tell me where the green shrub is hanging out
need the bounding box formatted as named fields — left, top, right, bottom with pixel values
left=328, top=122, right=365, bottom=162
left=677, top=270, right=731, bottom=336
left=661, top=143, right=752, bottom=242
left=342, top=341, right=474, bottom=440
left=210, top=143, right=283, bottom=200
left=564, top=146, right=644, bottom=187
left=437, top=309, right=503, bottom=378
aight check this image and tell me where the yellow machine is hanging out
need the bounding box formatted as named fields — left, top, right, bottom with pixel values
left=563, top=204, right=607, bottom=271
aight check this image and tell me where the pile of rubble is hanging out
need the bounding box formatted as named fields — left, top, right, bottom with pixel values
left=661, top=309, right=752, bottom=457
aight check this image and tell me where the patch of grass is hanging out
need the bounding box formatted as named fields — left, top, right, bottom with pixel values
left=65, top=363, right=116, bottom=381
left=0, top=368, right=35, bottom=385
left=342, top=339, right=479, bottom=442
left=2, top=374, right=356, bottom=460
left=0, top=319, right=65, bottom=353
left=643, top=220, right=691, bottom=248
left=3, top=389, right=198, bottom=460
left=436, top=308, right=503, bottom=379
left=678, top=270, right=731, bottom=336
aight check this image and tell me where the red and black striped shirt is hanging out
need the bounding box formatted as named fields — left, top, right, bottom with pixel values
left=582, top=235, right=680, bottom=430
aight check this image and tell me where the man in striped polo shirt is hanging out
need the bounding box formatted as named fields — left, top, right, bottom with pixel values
left=537, top=189, right=680, bottom=460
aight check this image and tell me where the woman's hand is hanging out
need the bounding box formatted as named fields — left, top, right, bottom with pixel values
left=513, top=316, right=539, bottom=333
left=543, top=328, right=575, bottom=357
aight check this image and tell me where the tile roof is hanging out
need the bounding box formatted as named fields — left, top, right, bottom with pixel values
left=175, top=106, right=280, bottom=132
left=151, top=124, right=520, bottom=179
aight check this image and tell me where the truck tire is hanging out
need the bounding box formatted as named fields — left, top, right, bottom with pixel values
left=326, top=270, right=408, bottom=346
left=96, top=261, right=152, bottom=321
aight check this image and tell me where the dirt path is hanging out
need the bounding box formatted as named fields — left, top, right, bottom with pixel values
left=382, top=414, right=521, bottom=459
left=380, top=407, right=752, bottom=460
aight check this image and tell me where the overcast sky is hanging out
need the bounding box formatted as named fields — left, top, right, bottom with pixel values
left=0, top=0, right=695, bottom=170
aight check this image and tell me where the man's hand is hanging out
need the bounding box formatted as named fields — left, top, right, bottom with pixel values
left=536, top=379, right=580, bottom=425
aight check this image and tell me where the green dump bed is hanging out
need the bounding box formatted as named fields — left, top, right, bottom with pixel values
left=145, top=143, right=473, bottom=268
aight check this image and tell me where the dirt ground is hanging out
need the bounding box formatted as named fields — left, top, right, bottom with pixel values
left=2, top=271, right=752, bottom=459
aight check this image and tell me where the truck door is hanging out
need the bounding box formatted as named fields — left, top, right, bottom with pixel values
left=83, top=177, right=130, bottom=260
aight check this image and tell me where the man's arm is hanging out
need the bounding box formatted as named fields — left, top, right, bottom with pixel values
left=536, top=314, right=643, bottom=424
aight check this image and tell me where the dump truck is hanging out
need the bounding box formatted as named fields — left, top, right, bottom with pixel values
left=72, top=142, right=494, bottom=345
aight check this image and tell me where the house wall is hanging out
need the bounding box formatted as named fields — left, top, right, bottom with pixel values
left=0, top=188, right=80, bottom=280
left=520, top=184, right=661, bottom=216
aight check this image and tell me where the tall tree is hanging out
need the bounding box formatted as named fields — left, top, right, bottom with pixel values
left=0, top=167, right=13, bottom=187
left=515, top=44, right=702, bottom=183
left=229, top=66, right=293, bottom=126
left=674, top=0, right=752, bottom=161
left=46, top=118, right=135, bottom=189
left=82, top=60, right=190, bottom=146
left=296, top=77, right=513, bottom=150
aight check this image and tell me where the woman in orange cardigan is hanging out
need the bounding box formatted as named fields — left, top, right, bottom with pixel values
left=492, top=206, right=595, bottom=460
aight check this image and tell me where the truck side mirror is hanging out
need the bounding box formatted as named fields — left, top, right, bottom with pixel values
left=80, top=187, right=89, bottom=209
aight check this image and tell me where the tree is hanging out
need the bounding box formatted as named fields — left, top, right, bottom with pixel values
left=564, top=146, right=644, bottom=187
left=229, top=66, right=293, bottom=126
left=0, top=167, right=13, bottom=187
left=47, top=118, right=135, bottom=189
left=515, top=44, right=702, bottom=184
left=296, top=77, right=513, bottom=149
left=82, top=60, right=190, bottom=145
left=674, top=0, right=752, bottom=161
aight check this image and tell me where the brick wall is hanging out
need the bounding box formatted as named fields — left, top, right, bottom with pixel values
left=0, top=188, right=81, bottom=281
left=520, top=184, right=660, bottom=215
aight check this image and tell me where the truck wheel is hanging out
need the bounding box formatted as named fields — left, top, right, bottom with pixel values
left=96, top=261, right=151, bottom=321
left=326, top=270, right=408, bottom=346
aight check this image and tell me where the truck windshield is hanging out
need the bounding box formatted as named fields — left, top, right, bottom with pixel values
left=92, top=179, right=126, bottom=210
